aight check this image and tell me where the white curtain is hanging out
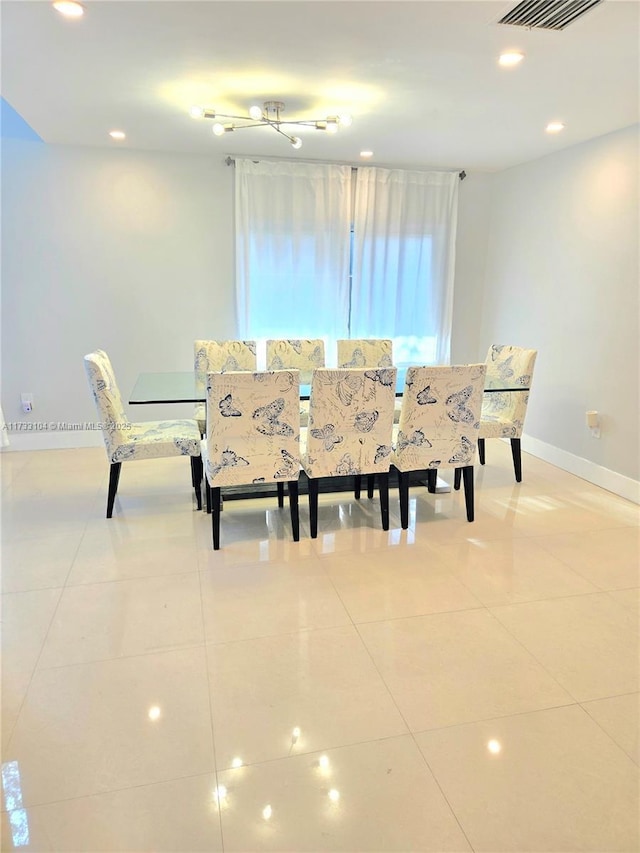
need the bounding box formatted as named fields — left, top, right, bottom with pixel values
left=235, top=159, right=352, bottom=340
left=351, top=167, right=459, bottom=365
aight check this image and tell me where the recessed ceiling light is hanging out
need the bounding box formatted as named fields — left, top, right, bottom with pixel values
left=499, top=51, right=524, bottom=67
left=52, top=1, right=84, bottom=18
left=109, top=130, right=126, bottom=140
left=546, top=122, right=565, bottom=133
left=360, top=150, right=373, bottom=158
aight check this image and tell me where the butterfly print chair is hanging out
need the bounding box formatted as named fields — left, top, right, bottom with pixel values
left=193, top=340, right=257, bottom=434
left=84, top=350, right=203, bottom=518
left=266, top=339, right=326, bottom=428
left=391, top=364, right=486, bottom=528
left=469, top=345, right=537, bottom=484
left=301, top=367, right=397, bottom=537
left=204, top=370, right=301, bottom=550
left=337, top=339, right=393, bottom=369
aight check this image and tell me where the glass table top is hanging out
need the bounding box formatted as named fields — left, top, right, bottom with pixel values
left=129, top=367, right=530, bottom=404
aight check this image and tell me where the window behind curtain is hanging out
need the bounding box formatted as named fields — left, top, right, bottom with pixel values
left=235, top=160, right=459, bottom=366
left=235, top=159, right=352, bottom=344
left=350, top=167, right=459, bottom=365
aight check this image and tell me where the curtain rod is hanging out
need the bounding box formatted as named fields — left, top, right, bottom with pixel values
left=224, top=155, right=466, bottom=179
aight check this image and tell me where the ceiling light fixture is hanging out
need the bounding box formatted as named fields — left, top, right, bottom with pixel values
left=499, top=51, right=524, bottom=66
left=546, top=121, right=565, bottom=133
left=190, top=100, right=352, bottom=150
left=52, top=0, right=84, bottom=17
left=109, top=130, right=126, bottom=140
left=360, top=150, right=374, bottom=158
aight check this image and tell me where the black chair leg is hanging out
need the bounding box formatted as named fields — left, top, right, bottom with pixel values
left=478, top=438, right=485, bottom=465
left=367, top=474, right=375, bottom=499
left=308, top=478, right=319, bottom=539
left=378, top=472, right=390, bottom=531
left=288, top=480, right=300, bottom=542
left=277, top=481, right=285, bottom=508
left=211, top=487, right=221, bottom=550
left=106, top=462, right=121, bottom=518
left=205, top=481, right=212, bottom=514
left=354, top=475, right=362, bottom=500
left=191, top=456, right=203, bottom=511
left=453, top=468, right=461, bottom=491
left=426, top=469, right=437, bottom=493
left=511, top=438, right=522, bottom=482
left=398, top=470, right=410, bottom=530
left=462, top=466, right=475, bottom=522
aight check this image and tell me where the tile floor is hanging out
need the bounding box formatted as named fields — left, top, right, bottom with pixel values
left=1, top=441, right=638, bottom=851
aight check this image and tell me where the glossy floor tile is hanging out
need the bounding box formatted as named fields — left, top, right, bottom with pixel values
left=416, top=705, right=639, bottom=851
left=1, top=441, right=638, bottom=851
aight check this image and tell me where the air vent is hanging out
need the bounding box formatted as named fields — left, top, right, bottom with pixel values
left=498, top=0, right=603, bottom=30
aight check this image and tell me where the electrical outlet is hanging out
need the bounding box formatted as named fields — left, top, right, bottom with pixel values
left=21, top=393, right=33, bottom=414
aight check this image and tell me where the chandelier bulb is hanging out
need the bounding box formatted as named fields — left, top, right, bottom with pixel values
left=338, top=113, right=352, bottom=127
left=291, top=136, right=302, bottom=149
left=212, top=123, right=225, bottom=137
left=189, top=106, right=205, bottom=120
left=249, top=105, right=263, bottom=120
left=325, top=118, right=339, bottom=134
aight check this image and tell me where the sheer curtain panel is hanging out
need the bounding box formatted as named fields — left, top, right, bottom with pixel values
left=235, top=159, right=352, bottom=341
left=351, top=168, right=459, bottom=365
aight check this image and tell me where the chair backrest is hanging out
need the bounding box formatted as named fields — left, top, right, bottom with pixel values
left=205, top=370, right=300, bottom=487
left=393, top=364, right=486, bottom=472
left=266, top=339, right=325, bottom=384
left=483, top=344, right=537, bottom=432
left=337, top=339, right=393, bottom=369
left=83, top=350, right=131, bottom=460
left=194, top=340, right=257, bottom=374
left=304, top=367, right=397, bottom=479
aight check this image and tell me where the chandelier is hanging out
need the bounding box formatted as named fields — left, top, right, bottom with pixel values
left=189, top=100, right=352, bottom=149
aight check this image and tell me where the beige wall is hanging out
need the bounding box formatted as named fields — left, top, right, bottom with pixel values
left=2, top=129, right=638, bottom=494
left=479, top=124, right=639, bottom=483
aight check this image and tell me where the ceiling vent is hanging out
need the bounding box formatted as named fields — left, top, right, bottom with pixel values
left=498, top=0, right=604, bottom=30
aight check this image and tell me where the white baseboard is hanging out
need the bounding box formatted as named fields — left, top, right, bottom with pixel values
left=522, top=434, right=640, bottom=505
left=3, top=430, right=638, bottom=505
left=1, top=432, right=103, bottom=451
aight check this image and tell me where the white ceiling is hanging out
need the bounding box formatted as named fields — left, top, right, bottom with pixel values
left=2, top=0, right=638, bottom=171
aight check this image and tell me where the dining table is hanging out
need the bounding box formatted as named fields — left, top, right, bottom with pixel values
left=128, top=367, right=530, bottom=405
left=129, top=368, right=530, bottom=499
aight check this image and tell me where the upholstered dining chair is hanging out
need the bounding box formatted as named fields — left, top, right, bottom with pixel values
left=475, top=344, right=537, bottom=483
left=84, top=350, right=203, bottom=518
left=193, top=340, right=257, bottom=433
left=203, top=370, right=301, bottom=550
left=337, top=339, right=393, bottom=369
left=266, top=339, right=325, bottom=383
left=391, top=364, right=486, bottom=528
left=301, top=367, right=397, bottom=537
left=267, top=338, right=326, bottom=428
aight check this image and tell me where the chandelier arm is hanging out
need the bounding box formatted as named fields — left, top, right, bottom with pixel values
left=270, top=123, right=298, bottom=145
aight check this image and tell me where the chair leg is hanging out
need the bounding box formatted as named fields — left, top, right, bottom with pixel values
left=277, top=481, right=285, bottom=508
left=288, top=480, right=300, bottom=542
left=354, top=475, right=362, bottom=500
left=308, top=478, right=319, bottom=539
left=205, top=481, right=212, bottom=514
left=462, top=466, right=475, bottom=522
left=367, top=474, right=375, bottom=499
left=426, top=469, right=437, bottom=493
left=511, top=438, right=522, bottom=483
left=398, top=470, right=410, bottom=530
left=106, top=462, right=121, bottom=518
left=378, top=472, right=390, bottom=531
left=211, top=487, right=221, bottom=550
left=453, top=468, right=461, bottom=491
left=191, top=456, right=203, bottom=511
left=478, top=438, right=485, bottom=465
